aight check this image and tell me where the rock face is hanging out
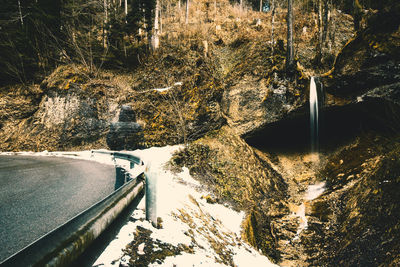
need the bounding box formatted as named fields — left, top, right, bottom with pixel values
left=297, top=3, right=400, bottom=266
left=303, top=135, right=400, bottom=266
left=0, top=66, right=122, bottom=151
left=243, top=3, right=400, bottom=154
left=221, top=75, right=302, bottom=136
left=221, top=72, right=307, bottom=138
left=322, top=3, right=400, bottom=106
left=233, top=3, right=400, bottom=266
left=106, top=105, right=143, bottom=151
left=37, top=92, right=108, bottom=145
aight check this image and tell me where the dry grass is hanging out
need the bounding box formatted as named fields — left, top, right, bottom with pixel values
left=159, top=1, right=353, bottom=74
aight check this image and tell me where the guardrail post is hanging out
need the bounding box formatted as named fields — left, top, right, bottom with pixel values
left=130, top=161, right=135, bottom=169
left=145, top=163, right=158, bottom=228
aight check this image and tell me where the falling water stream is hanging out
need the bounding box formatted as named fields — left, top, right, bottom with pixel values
left=292, top=77, right=325, bottom=241
left=309, top=76, right=319, bottom=153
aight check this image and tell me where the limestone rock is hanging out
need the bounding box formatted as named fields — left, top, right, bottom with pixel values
left=222, top=75, right=305, bottom=138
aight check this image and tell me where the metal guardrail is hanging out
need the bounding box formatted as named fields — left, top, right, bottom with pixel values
left=91, top=150, right=157, bottom=225
left=91, top=150, right=143, bottom=167
left=0, top=150, right=149, bottom=267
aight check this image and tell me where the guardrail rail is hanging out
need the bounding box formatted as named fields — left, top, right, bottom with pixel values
left=0, top=150, right=156, bottom=267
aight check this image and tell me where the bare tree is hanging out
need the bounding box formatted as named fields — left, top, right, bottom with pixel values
left=271, top=0, right=275, bottom=56
left=322, top=0, right=329, bottom=43
left=353, top=0, right=362, bottom=31
left=103, top=0, right=109, bottom=48
left=286, top=0, right=294, bottom=70
left=160, top=1, right=163, bottom=34
left=185, top=0, right=189, bottom=24
left=214, top=0, right=217, bottom=20
left=315, top=0, right=323, bottom=65
left=17, top=0, right=23, bottom=26
left=314, top=0, right=330, bottom=65
left=152, top=0, right=160, bottom=50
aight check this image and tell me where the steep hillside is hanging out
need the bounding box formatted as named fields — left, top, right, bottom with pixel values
left=0, top=3, right=354, bottom=152
left=3, top=1, right=400, bottom=266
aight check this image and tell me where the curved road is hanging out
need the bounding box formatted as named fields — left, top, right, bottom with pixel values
left=0, top=155, right=116, bottom=262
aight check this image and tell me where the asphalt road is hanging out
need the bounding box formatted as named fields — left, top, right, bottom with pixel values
left=0, top=155, right=116, bottom=262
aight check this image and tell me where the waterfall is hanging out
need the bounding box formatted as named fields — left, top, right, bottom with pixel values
left=310, top=76, right=319, bottom=153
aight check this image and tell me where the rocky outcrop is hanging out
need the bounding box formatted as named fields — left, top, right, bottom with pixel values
left=0, top=55, right=226, bottom=151
left=233, top=3, right=400, bottom=266
left=221, top=74, right=305, bottom=137
left=243, top=2, right=400, bottom=154
left=322, top=3, right=400, bottom=105
left=221, top=55, right=309, bottom=140
left=303, top=135, right=400, bottom=266
left=0, top=66, right=121, bottom=151
left=106, top=105, right=143, bottom=150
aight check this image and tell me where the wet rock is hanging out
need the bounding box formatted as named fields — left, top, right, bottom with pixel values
left=118, top=105, right=136, bottom=122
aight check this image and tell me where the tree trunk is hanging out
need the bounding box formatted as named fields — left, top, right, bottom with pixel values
left=152, top=0, right=160, bottom=50
left=185, top=0, right=189, bottom=24
left=177, top=0, right=181, bottom=24
left=315, top=0, right=323, bottom=65
left=260, top=0, right=262, bottom=12
left=124, top=0, right=127, bottom=16
left=103, top=0, right=108, bottom=49
left=17, top=0, right=23, bottom=26
left=286, top=0, right=294, bottom=70
left=353, top=0, right=362, bottom=32
left=271, top=0, right=275, bottom=56
left=214, top=0, right=217, bottom=20
left=329, top=3, right=335, bottom=52
left=160, top=3, right=163, bottom=34
left=322, top=0, right=329, bottom=43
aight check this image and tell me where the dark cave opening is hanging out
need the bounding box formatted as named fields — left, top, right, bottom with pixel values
left=244, top=98, right=400, bottom=154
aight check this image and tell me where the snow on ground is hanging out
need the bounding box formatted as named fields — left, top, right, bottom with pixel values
left=305, top=182, right=326, bottom=201
left=292, top=181, right=326, bottom=241
left=1, top=147, right=278, bottom=267
left=94, top=146, right=278, bottom=267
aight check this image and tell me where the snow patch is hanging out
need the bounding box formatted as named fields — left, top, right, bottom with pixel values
left=92, top=146, right=278, bottom=267
left=292, top=203, right=307, bottom=241
left=305, top=182, right=326, bottom=201
left=292, top=182, right=326, bottom=241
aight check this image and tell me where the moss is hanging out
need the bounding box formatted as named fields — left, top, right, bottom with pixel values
left=42, top=65, right=89, bottom=91
left=123, top=226, right=193, bottom=266
left=169, top=127, right=286, bottom=262
left=129, top=46, right=226, bottom=147
left=201, top=194, right=218, bottom=204
left=307, top=133, right=400, bottom=266
left=243, top=211, right=258, bottom=247
left=311, top=200, right=332, bottom=222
